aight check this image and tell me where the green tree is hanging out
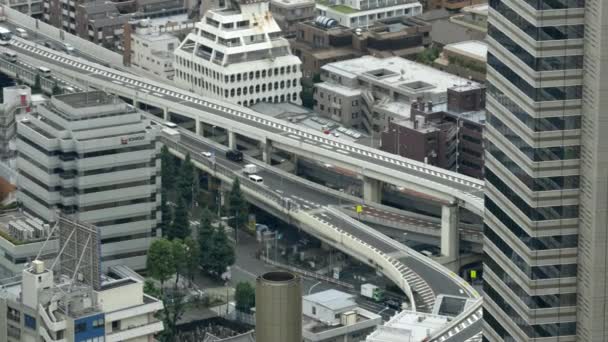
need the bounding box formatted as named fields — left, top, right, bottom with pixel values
left=160, top=193, right=172, bottom=237
left=147, top=239, right=176, bottom=293
left=416, top=45, right=440, bottom=65
left=32, top=74, right=41, bottom=93
left=143, top=279, right=161, bottom=298
left=183, top=237, right=200, bottom=283
left=160, top=145, right=176, bottom=191
left=168, top=197, right=190, bottom=240
left=159, top=291, right=186, bottom=342
left=235, top=281, right=255, bottom=313
left=52, top=81, right=62, bottom=95
left=208, top=223, right=235, bottom=277
left=178, top=153, right=195, bottom=205
left=198, top=207, right=214, bottom=271
left=172, top=239, right=188, bottom=288
left=228, top=178, right=248, bottom=231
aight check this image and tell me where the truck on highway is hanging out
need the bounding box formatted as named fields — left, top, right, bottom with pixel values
left=243, top=164, right=258, bottom=175
left=361, top=283, right=384, bottom=302
left=162, top=127, right=180, bottom=142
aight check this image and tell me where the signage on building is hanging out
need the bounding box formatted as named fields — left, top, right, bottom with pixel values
left=120, top=135, right=145, bottom=145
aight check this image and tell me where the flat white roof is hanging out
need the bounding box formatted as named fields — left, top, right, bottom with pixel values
left=444, top=40, right=487, bottom=61
left=304, top=289, right=356, bottom=311
left=366, top=310, right=450, bottom=342
left=322, top=55, right=480, bottom=96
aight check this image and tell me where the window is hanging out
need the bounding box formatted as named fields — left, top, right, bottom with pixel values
left=93, top=318, right=105, bottom=328
left=24, top=314, right=36, bottom=330
left=75, top=322, right=87, bottom=333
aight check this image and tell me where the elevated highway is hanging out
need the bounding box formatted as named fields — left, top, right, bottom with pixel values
left=0, top=29, right=484, bottom=337
left=4, top=37, right=485, bottom=219
left=161, top=127, right=480, bottom=314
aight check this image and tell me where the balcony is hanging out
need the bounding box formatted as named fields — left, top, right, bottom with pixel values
left=105, top=321, right=164, bottom=342
left=39, top=325, right=66, bottom=342
left=39, top=304, right=67, bottom=332
left=105, top=295, right=163, bottom=323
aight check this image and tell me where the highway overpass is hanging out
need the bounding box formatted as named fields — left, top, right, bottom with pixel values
left=0, top=24, right=484, bottom=337
left=4, top=37, right=485, bottom=224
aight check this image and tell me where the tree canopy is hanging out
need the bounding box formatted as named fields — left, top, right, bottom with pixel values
left=168, top=197, right=190, bottom=240
left=178, top=153, right=195, bottom=205
left=235, top=282, right=255, bottom=313
left=147, top=239, right=176, bottom=291
left=160, top=145, right=176, bottom=191
left=208, top=223, right=235, bottom=277
left=228, top=178, right=248, bottom=231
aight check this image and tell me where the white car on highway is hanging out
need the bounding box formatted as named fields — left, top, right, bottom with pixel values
left=201, top=151, right=212, bottom=158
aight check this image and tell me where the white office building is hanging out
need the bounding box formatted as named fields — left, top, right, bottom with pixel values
left=302, top=289, right=381, bottom=342
left=16, top=91, right=161, bottom=271
left=173, top=0, right=303, bottom=106
left=315, top=0, right=421, bottom=28
left=0, top=260, right=164, bottom=342
left=130, top=23, right=180, bottom=80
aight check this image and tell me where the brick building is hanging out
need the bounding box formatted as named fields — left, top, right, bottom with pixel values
left=381, top=83, right=485, bottom=178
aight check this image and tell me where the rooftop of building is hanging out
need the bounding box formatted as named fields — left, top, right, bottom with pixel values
left=416, top=9, right=485, bottom=45
left=303, top=289, right=356, bottom=310
left=250, top=101, right=368, bottom=141
left=461, top=3, right=488, bottom=15
left=133, top=27, right=180, bottom=42
left=271, top=0, right=315, bottom=7
left=365, top=310, right=451, bottom=342
left=0, top=210, right=52, bottom=244
left=444, top=40, right=487, bottom=61
left=322, top=55, right=480, bottom=95
left=54, top=91, right=117, bottom=108
left=303, top=309, right=378, bottom=334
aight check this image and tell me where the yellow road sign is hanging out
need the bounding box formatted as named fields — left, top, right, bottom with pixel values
left=356, top=205, right=363, bottom=213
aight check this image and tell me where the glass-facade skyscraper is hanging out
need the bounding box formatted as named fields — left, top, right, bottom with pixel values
left=484, top=0, right=608, bottom=341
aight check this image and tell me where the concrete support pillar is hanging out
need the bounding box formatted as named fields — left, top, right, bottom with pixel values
left=163, top=108, right=169, bottom=121
left=228, top=130, right=237, bottom=150
left=362, top=177, right=382, bottom=203
left=441, top=204, right=460, bottom=264
left=262, top=139, right=272, bottom=163
left=133, top=99, right=140, bottom=109
left=195, top=118, right=201, bottom=135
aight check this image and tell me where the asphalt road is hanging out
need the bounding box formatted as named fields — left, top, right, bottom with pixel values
left=6, top=37, right=484, bottom=207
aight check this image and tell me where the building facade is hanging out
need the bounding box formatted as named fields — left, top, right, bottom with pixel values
left=302, top=289, right=381, bottom=342
left=291, top=16, right=431, bottom=78
left=173, top=0, right=303, bottom=107
left=313, top=56, right=481, bottom=134
left=1, top=0, right=43, bottom=18
left=0, top=260, right=164, bottom=342
left=433, top=40, right=487, bottom=82
left=270, top=0, right=316, bottom=37
left=380, top=85, right=484, bottom=179
left=483, top=0, right=592, bottom=341
left=314, top=0, right=422, bottom=28
left=43, top=0, right=186, bottom=48
left=16, top=92, right=161, bottom=271
left=129, top=23, right=180, bottom=80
